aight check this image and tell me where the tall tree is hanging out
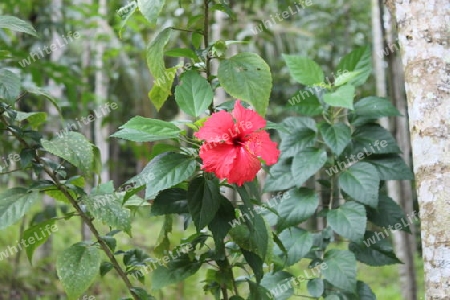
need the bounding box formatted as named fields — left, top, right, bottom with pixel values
left=386, top=0, right=450, bottom=298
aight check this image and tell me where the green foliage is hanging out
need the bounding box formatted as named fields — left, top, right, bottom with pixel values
left=137, top=0, right=166, bottom=25
left=175, top=70, right=214, bottom=117
left=323, top=250, right=357, bottom=292
left=111, top=116, right=181, bottom=142
left=187, top=176, right=222, bottom=230
left=0, top=69, right=21, bottom=104
left=23, top=218, right=57, bottom=264
left=151, top=255, right=202, bottom=290
left=41, top=132, right=95, bottom=175
left=218, top=52, right=272, bottom=116
left=146, top=28, right=176, bottom=110
left=83, top=182, right=132, bottom=235
left=282, top=54, right=324, bottom=86
left=277, top=188, right=319, bottom=230
left=327, top=201, right=367, bottom=242
left=323, top=85, right=356, bottom=110
left=56, top=243, right=101, bottom=299
left=0, top=15, right=37, bottom=36
left=0, top=13, right=415, bottom=300
left=0, top=188, right=40, bottom=230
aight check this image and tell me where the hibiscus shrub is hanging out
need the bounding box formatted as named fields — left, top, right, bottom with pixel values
left=0, top=6, right=414, bottom=300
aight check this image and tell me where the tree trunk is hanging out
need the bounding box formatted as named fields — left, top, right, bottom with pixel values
left=94, top=0, right=110, bottom=184
left=386, top=1, right=450, bottom=298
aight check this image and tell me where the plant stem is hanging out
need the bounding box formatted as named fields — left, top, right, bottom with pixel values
left=0, top=116, right=140, bottom=300
left=203, top=0, right=215, bottom=115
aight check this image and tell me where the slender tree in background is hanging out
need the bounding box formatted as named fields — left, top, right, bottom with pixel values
left=386, top=0, right=450, bottom=298
left=372, top=1, right=418, bottom=299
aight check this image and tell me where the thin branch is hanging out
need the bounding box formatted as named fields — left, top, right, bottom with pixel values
left=203, top=0, right=214, bottom=115
left=0, top=169, right=23, bottom=175
left=169, top=27, right=197, bottom=33
left=0, top=115, right=139, bottom=300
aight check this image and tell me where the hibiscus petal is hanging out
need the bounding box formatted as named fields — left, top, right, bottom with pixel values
left=245, top=131, right=280, bottom=166
left=199, top=143, right=238, bottom=179
left=227, top=147, right=262, bottom=186
left=232, top=100, right=266, bottom=135
left=194, top=110, right=235, bottom=143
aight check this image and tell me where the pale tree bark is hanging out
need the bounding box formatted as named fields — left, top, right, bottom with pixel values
left=37, top=0, right=64, bottom=261
left=94, top=0, right=110, bottom=184
left=373, top=1, right=418, bottom=299
left=386, top=1, right=450, bottom=298
left=77, top=0, right=92, bottom=241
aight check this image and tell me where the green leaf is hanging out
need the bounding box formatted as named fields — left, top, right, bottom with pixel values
left=322, top=250, right=356, bottom=292
left=56, top=243, right=101, bottom=299
left=366, top=155, right=414, bottom=180
left=0, top=188, right=40, bottom=230
left=217, top=52, right=272, bottom=116
left=83, top=182, right=131, bottom=234
left=349, top=231, right=402, bottom=266
left=0, top=69, right=21, bottom=103
left=282, top=54, right=324, bottom=86
left=334, top=70, right=362, bottom=87
left=352, top=281, right=376, bottom=300
left=336, top=46, right=372, bottom=86
left=208, top=197, right=235, bottom=252
left=24, top=85, right=61, bottom=114
left=192, top=32, right=202, bottom=49
left=127, top=152, right=196, bottom=199
left=307, top=278, right=324, bottom=297
left=323, top=85, right=355, bottom=110
left=277, top=188, right=319, bottom=230
left=367, top=195, right=411, bottom=233
left=348, top=124, right=400, bottom=156
left=187, top=177, right=222, bottom=230
left=248, top=280, right=273, bottom=300
left=15, top=111, right=47, bottom=128
left=319, top=123, right=351, bottom=156
left=327, top=201, right=366, bottom=242
left=41, top=132, right=94, bottom=175
left=146, top=28, right=175, bottom=110
left=291, top=147, right=327, bottom=187
left=339, top=162, right=380, bottom=208
left=151, top=188, right=188, bottom=216
left=276, top=228, right=314, bottom=266
left=229, top=210, right=271, bottom=261
left=117, top=2, right=138, bottom=37
left=23, top=218, right=57, bottom=264
left=354, top=96, right=400, bottom=119
left=111, top=116, right=181, bottom=142
left=165, top=48, right=197, bottom=60
left=137, top=0, right=166, bottom=25
left=175, top=71, right=214, bottom=117
left=260, top=271, right=295, bottom=300
left=242, top=249, right=264, bottom=283
left=279, top=117, right=317, bottom=158
left=286, top=90, right=323, bottom=116
left=264, top=159, right=296, bottom=192
left=151, top=255, right=201, bottom=290
left=0, top=16, right=37, bottom=36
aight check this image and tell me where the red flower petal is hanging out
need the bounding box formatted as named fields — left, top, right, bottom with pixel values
left=199, top=143, right=238, bottom=179
left=227, top=147, right=262, bottom=186
left=194, top=110, right=235, bottom=143
left=232, top=100, right=266, bottom=136
left=245, top=131, right=280, bottom=166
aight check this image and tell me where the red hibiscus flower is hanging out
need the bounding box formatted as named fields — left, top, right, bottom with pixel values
left=194, top=100, right=280, bottom=186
